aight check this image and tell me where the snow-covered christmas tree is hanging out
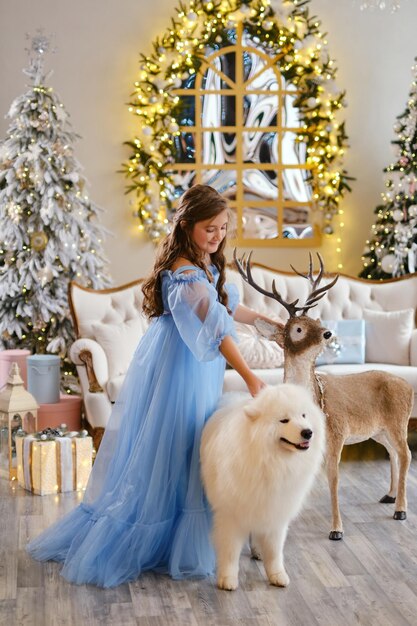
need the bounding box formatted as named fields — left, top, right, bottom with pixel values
left=360, top=58, right=417, bottom=279
left=0, top=32, right=110, bottom=381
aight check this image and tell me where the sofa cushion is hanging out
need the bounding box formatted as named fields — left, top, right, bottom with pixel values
left=363, top=308, right=414, bottom=366
left=91, top=318, right=143, bottom=378
left=316, top=320, right=365, bottom=365
left=235, top=322, right=284, bottom=369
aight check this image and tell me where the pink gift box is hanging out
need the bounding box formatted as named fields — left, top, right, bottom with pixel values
left=37, top=394, right=83, bottom=431
left=0, top=349, right=31, bottom=389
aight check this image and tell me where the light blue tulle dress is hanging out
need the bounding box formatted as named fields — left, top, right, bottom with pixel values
left=27, top=265, right=239, bottom=587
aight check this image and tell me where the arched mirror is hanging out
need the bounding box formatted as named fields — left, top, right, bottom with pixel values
left=169, top=23, right=314, bottom=243
left=123, top=0, right=351, bottom=246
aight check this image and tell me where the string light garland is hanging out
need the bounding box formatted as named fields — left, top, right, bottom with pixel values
left=122, top=0, right=352, bottom=243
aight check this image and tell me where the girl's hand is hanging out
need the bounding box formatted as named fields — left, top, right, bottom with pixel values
left=245, top=373, right=266, bottom=397
left=218, top=336, right=266, bottom=397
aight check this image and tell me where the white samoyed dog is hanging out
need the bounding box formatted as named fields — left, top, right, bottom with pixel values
left=200, top=383, right=325, bottom=591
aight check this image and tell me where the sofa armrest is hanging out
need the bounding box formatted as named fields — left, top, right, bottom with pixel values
left=70, top=338, right=109, bottom=392
left=410, top=329, right=417, bottom=366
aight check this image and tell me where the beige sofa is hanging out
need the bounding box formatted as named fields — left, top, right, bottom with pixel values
left=69, top=264, right=417, bottom=432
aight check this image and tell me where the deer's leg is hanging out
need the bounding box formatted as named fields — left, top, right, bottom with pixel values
left=255, top=525, right=290, bottom=588
left=326, top=439, right=344, bottom=540
left=387, top=430, right=411, bottom=520
left=373, top=433, right=398, bottom=503
left=212, top=512, right=245, bottom=591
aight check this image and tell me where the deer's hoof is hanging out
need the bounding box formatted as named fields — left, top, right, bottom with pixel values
left=380, top=494, right=396, bottom=504
left=394, top=511, right=406, bottom=520
left=329, top=531, right=343, bottom=541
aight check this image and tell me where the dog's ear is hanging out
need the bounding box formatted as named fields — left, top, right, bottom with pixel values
left=244, top=401, right=261, bottom=421
left=254, top=319, right=285, bottom=349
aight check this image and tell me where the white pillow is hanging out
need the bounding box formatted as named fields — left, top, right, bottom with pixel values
left=235, top=322, right=284, bottom=369
left=91, top=318, right=145, bottom=378
left=316, top=320, right=365, bottom=365
left=363, top=308, right=414, bottom=365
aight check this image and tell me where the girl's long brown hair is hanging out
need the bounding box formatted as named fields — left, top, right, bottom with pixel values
left=142, top=184, right=230, bottom=318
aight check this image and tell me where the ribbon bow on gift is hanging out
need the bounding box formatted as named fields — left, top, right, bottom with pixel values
left=34, top=427, right=89, bottom=441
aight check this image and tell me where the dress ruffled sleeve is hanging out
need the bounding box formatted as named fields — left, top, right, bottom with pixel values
left=226, top=282, right=239, bottom=315
left=167, top=274, right=236, bottom=362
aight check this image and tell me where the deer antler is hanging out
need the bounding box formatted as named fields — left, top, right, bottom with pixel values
left=291, top=253, right=339, bottom=314
left=233, top=249, right=306, bottom=318
left=290, top=252, right=323, bottom=291
left=233, top=249, right=339, bottom=317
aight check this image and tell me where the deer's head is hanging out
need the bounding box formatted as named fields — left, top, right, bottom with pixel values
left=233, top=251, right=338, bottom=362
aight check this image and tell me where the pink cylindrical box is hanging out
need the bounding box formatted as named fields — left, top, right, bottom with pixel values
left=37, top=394, right=83, bottom=431
left=0, top=349, right=31, bottom=389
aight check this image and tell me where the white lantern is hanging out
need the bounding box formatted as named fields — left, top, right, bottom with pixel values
left=0, top=362, right=39, bottom=480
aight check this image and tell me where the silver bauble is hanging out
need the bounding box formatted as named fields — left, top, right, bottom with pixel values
left=381, top=253, right=396, bottom=274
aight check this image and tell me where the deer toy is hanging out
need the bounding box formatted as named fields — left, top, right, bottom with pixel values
left=234, top=250, right=413, bottom=540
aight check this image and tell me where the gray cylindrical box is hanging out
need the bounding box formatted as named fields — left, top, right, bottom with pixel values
left=27, top=354, right=60, bottom=404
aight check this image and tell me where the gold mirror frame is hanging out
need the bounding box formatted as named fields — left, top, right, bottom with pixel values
left=170, top=22, right=318, bottom=246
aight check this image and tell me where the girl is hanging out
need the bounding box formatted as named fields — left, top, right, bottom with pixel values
left=27, top=184, right=279, bottom=587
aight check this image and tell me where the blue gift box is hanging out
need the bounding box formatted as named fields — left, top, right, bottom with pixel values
left=316, top=320, right=366, bottom=366
left=27, top=354, right=61, bottom=404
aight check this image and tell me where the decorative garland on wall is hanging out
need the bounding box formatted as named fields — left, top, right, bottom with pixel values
left=122, top=0, right=351, bottom=242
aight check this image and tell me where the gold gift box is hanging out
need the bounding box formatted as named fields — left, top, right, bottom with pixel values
left=16, top=434, right=92, bottom=496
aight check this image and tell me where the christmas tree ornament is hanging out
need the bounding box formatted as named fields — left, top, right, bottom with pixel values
left=392, top=209, right=404, bottom=222
left=37, top=266, right=53, bottom=286
left=30, top=231, right=48, bottom=251
left=30, top=32, right=50, bottom=55
left=381, top=254, right=397, bottom=273
left=408, top=243, right=417, bottom=273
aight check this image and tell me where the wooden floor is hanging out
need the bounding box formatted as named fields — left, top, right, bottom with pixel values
left=2, top=444, right=417, bottom=626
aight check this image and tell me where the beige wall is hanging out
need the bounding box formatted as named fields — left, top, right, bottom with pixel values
left=1, top=0, right=416, bottom=284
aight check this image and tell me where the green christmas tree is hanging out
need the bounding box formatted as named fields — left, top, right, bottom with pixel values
left=0, top=32, right=110, bottom=385
left=360, top=58, right=417, bottom=279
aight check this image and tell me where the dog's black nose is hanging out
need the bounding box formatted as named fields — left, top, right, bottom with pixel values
left=323, top=331, right=332, bottom=339
left=301, top=429, right=313, bottom=440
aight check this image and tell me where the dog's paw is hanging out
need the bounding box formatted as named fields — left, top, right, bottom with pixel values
left=217, top=575, right=239, bottom=591
left=268, top=570, right=290, bottom=587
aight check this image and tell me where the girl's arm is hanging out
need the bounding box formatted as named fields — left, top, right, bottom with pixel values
left=233, top=303, right=284, bottom=329
left=219, top=335, right=265, bottom=397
